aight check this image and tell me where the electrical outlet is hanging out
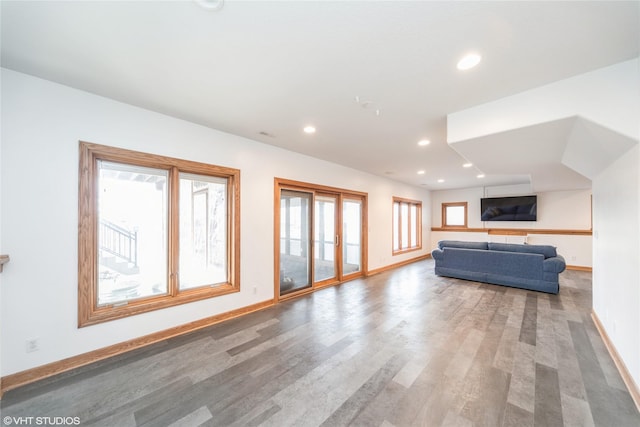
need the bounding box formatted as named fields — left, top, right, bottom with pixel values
left=26, top=338, right=40, bottom=353
left=253, top=286, right=257, bottom=295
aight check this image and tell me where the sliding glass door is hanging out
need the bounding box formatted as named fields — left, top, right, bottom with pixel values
left=276, top=180, right=367, bottom=299
left=342, top=198, right=362, bottom=278
left=279, top=190, right=312, bottom=294
left=314, top=194, right=338, bottom=284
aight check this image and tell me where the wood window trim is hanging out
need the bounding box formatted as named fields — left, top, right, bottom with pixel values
left=78, top=141, right=240, bottom=327
left=441, top=201, right=468, bottom=229
left=392, top=197, right=423, bottom=255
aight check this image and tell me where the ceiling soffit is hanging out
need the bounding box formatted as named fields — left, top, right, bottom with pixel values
left=448, top=116, right=638, bottom=193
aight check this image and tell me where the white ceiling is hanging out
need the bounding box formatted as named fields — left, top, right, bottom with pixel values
left=2, top=1, right=639, bottom=191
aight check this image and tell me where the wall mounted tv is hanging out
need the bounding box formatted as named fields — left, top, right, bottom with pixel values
left=480, top=195, right=537, bottom=221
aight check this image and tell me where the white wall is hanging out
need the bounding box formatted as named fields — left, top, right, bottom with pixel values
left=592, top=144, right=640, bottom=391
left=0, top=69, right=430, bottom=376
left=430, top=187, right=593, bottom=267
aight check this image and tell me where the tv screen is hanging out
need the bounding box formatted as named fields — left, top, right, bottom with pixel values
left=481, top=195, right=537, bottom=221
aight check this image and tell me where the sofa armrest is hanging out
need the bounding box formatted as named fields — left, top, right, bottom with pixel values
left=431, top=248, right=444, bottom=261
left=543, top=256, right=566, bottom=273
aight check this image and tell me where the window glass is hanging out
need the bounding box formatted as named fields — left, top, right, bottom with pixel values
left=97, top=161, right=168, bottom=305
left=410, top=204, right=417, bottom=246
left=401, top=203, right=409, bottom=248
left=179, top=173, right=228, bottom=290
left=343, top=199, right=362, bottom=273
left=393, top=202, right=400, bottom=251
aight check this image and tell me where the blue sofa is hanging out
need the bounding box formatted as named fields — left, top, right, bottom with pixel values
left=431, top=240, right=566, bottom=294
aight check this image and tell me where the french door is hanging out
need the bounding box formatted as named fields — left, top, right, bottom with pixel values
left=275, top=179, right=366, bottom=300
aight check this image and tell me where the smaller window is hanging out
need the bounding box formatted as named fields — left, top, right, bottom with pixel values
left=393, top=197, right=422, bottom=254
left=442, top=202, right=468, bottom=228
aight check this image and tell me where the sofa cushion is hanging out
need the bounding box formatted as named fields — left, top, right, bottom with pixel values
left=438, top=240, right=488, bottom=250
left=441, top=247, right=543, bottom=278
left=488, top=242, right=557, bottom=258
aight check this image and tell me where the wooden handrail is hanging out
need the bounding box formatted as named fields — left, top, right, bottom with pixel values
left=0, top=255, right=9, bottom=273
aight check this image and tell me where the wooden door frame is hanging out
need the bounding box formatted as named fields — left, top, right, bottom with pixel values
left=274, top=178, right=368, bottom=303
left=340, top=194, right=367, bottom=283
left=312, top=191, right=340, bottom=290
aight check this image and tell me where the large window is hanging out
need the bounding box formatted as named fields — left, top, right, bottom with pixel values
left=78, top=142, right=240, bottom=326
left=442, top=202, right=468, bottom=228
left=393, top=197, right=422, bottom=254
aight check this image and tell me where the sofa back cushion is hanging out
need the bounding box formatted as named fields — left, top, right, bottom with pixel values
left=438, top=240, right=488, bottom=250
left=441, top=247, right=543, bottom=279
left=488, top=242, right=557, bottom=258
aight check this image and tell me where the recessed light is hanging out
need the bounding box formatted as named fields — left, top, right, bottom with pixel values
left=437, top=179, right=445, bottom=183
left=477, top=174, right=485, bottom=178
left=303, top=126, right=316, bottom=134
left=463, top=163, right=473, bottom=168
left=418, top=139, right=430, bottom=146
left=417, top=170, right=426, bottom=175
left=195, top=0, right=225, bottom=11
left=457, top=53, right=482, bottom=70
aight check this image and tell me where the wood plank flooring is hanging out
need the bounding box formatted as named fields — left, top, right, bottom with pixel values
left=2, top=259, right=639, bottom=426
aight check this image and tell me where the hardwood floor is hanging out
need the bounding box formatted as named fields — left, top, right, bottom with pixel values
left=2, top=259, right=639, bottom=426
